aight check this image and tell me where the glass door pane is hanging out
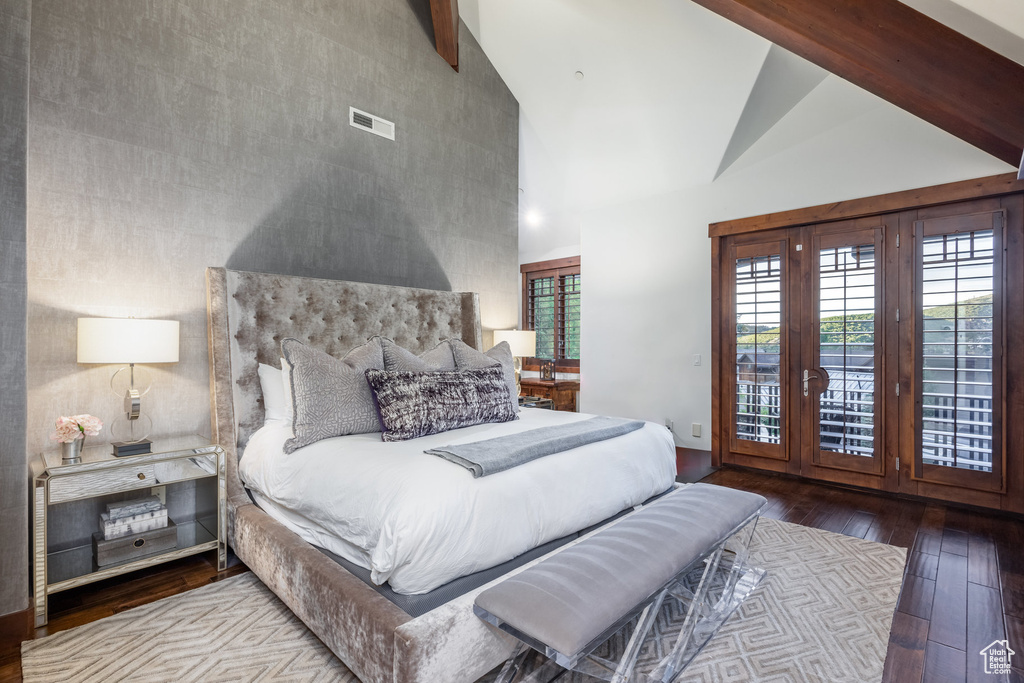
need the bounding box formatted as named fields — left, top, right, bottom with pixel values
left=808, top=228, right=884, bottom=474
left=819, top=244, right=877, bottom=456
left=729, top=240, right=788, bottom=461
left=913, top=211, right=1003, bottom=491
left=920, top=230, right=995, bottom=471
left=735, top=254, right=782, bottom=444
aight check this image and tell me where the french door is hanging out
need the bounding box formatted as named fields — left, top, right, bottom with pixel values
left=802, top=223, right=887, bottom=480
left=716, top=198, right=1020, bottom=504
left=722, top=218, right=890, bottom=489
left=724, top=240, right=789, bottom=462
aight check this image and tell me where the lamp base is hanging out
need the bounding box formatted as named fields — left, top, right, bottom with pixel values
left=110, top=413, right=152, bottom=445
left=112, top=439, right=152, bottom=457
left=513, top=356, right=523, bottom=396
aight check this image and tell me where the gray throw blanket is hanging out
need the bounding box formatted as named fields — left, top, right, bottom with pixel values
left=425, top=416, right=646, bottom=477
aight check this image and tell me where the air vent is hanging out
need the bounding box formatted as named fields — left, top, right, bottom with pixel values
left=349, top=107, right=395, bottom=141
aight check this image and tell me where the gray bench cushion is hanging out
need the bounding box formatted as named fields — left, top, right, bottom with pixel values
left=474, top=483, right=766, bottom=657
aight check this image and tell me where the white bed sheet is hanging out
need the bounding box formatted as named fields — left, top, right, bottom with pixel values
left=240, top=408, right=677, bottom=594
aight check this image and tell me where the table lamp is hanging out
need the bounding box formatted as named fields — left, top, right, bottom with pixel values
left=77, top=318, right=179, bottom=456
left=493, top=329, right=537, bottom=396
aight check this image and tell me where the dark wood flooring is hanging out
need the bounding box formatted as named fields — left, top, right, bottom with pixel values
left=675, top=447, right=717, bottom=483
left=700, top=467, right=1024, bottom=683
left=3, top=467, right=1023, bottom=683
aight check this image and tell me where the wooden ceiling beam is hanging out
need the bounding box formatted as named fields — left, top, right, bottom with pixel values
left=689, top=0, right=1024, bottom=166
left=429, top=0, right=459, bottom=71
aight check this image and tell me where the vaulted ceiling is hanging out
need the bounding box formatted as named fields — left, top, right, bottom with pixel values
left=455, top=0, right=1023, bottom=248
left=688, top=0, right=1024, bottom=165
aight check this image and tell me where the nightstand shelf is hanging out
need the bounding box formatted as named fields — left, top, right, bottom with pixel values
left=45, top=517, right=219, bottom=589
left=32, top=436, right=226, bottom=626
left=519, top=395, right=555, bottom=410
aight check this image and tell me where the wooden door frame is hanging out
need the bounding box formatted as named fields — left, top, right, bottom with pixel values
left=911, top=207, right=1006, bottom=493
left=896, top=197, right=1021, bottom=510
left=710, top=176, right=1024, bottom=513
left=721, top=235, right=793, bottom=470
left=714, top=229, right=799, bottom=474
left=797, top=218, right=893, bottom=488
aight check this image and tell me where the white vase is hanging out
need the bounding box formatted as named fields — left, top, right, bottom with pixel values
left=60, top=438, right=84, bottom=465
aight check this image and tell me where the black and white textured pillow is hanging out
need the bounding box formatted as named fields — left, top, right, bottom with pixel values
left=449, top=339, right=519, bottom=413
left=381, top=338, right=456, bottom=372
left=281, top=336, right=385, bottom=453
left=365, top=366, right=517, bottom=442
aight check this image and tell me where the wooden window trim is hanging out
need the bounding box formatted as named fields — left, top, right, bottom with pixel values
left=910, top=209, right=1006, bottom=493
left=708, top=173, right=1024, bottom=238
left=521, top=256, right=581, bottom=372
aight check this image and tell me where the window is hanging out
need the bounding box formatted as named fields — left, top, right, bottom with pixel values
left=521, top=256, right=581, bottom=370
left=713, top=200, right=1016, bottom=499
left=919, top=229, right=996, bottom=472
left=734, top=252, right=783, bottom=445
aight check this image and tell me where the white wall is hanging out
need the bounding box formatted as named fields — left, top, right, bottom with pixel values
left=579, top=96, right=1012, bottom=449
left=517, top=114, right=582, bottom=266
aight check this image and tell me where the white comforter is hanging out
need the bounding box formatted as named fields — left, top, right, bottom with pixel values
left=240, top=408, right=676, bottom=594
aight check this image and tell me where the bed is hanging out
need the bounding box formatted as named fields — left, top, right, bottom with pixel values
left=205, top=267, right=676, bottom=683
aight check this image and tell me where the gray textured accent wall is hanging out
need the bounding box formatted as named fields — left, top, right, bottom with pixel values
left=24, top=0, right=519, bottom=467
left=0, top=0, right=30, bottom=617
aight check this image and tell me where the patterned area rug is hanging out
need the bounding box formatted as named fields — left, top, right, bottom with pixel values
left=21, top=518, right=906, bottom=683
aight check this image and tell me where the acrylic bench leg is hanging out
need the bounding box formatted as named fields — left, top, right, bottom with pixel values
left=719, top=517, right=760, bottom=601
left=609, top=587, right=668, bottom=683
left=495, top=643, right=529, bottom=683
left=660, top=545, right=725, bottom=682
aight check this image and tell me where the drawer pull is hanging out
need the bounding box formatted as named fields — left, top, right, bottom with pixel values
left=133, top=538, right=145, bottom=548
left=137, top=473, right=146, bottom=480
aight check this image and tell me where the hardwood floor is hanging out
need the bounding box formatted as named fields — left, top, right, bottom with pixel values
left=675, top=446, right=717, bottom=483
left=701, top=467, right=1024, bottom=683
left=0, top=552, right=247, bottom=683
left=3, top=469, right=1023, bottom=683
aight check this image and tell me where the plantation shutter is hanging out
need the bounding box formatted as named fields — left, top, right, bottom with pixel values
left=522, top=257, right=581, bottom=369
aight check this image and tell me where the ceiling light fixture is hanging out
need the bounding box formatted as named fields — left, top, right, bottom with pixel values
left=525, top=210, right=542, bottom=227
left=574, top=71, right=585, bottom=81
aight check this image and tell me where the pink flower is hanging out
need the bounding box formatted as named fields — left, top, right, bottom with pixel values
left=73, top=414, right=103, bottom=437
left=51, top=414, right=104, bottom=443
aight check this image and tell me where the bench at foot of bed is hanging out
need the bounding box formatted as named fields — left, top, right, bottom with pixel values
left=474, top=483, right=768, bottom=683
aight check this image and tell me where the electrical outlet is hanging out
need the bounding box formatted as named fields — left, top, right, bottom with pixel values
left=665, top=419, right=674, bottom=432
left=691, top=423, right=702, bottom=438
left=151, top=485, right=166, bottom=505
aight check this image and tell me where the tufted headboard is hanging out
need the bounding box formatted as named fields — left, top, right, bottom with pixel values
left=206, top=267, right=482, bottom=519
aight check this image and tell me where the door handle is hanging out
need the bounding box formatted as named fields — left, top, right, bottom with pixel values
left=803, top=369, right=820, bottom=397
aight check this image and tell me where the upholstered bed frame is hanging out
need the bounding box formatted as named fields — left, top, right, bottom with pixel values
left=205, top=267, right=518, bottom=683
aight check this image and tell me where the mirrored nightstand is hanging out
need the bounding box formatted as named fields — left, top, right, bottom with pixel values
left=31, top=435, right=226, bottom=626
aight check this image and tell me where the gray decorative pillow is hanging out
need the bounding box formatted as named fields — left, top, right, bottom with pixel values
left=281, top=337, right=385, bottom=453
left=365, top=367, right=516, bottom=442
left=381, top=338, right=456, bottom=372
left=449, top=339, right=519, bottom=413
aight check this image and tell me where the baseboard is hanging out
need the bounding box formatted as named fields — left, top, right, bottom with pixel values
left=0, top=607, right=32, bottom=651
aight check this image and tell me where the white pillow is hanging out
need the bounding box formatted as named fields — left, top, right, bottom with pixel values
left=281, top=357, right=293, bottom=421
left=257, top=363, right=288, bottom=424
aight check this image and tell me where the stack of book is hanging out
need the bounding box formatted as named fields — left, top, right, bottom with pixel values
left=100, top=495, right=168, bottom=540
left=111, top=439, right=152, bottom=457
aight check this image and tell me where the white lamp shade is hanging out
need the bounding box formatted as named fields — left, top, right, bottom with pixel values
left=77, top=318, right=180, bottom=364
left=493, top=329, right=537, bottom=357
